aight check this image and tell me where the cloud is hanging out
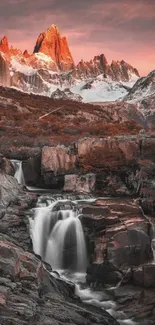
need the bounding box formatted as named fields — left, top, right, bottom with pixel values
left=0, top=0, right=154, bottom=74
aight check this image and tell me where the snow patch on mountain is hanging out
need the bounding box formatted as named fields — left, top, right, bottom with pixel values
left=34, top=52, right=54, bottom=63
left=70, top=74, right=138, bottom=103
left=11, top=57, right=36, bottom=75
left=9, top=58, right=139, bottom=103
left=124, top=70, right=155, bottom=103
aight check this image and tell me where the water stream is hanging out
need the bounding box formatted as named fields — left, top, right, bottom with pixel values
left=11, top=159, right=25, bottom=185
left=29, top=194, right=137, bottom=325
left=10, top=161, right=137, bottom=324
left=30, top=199, right=87, bottom=272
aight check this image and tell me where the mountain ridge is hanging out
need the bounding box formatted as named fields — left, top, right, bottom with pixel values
left=0, top=25, right=139, bottom=78
left=0, top=24, right=140, bottom=101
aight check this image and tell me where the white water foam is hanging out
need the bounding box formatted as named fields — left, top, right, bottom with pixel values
left=30, top=200, right=87, bottom=272
left=11, top=159, right=25, bottom=185
left=30, top=195, right=137, bottom=325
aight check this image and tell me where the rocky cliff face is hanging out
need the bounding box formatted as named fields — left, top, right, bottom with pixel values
left=0, top=53, right=10, bottom=86
left=74, top=55, right=139, bottom=82
left=124, top=70, right=155, bottom=127
left=0, top=36, right=9, bottom=55
left=0, top=164, right=120, bottom=325
left=34, top=24, right=75, bottom=71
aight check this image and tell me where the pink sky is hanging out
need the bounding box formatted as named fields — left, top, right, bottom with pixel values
left=0, top=0, right=155, bottom=76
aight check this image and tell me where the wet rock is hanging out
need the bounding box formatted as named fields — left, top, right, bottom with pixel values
left=86, top=262, right=122, bottom=286
left=107, top=229, right=152, bottom=269
left=114, top=284, right=155, bottom=322
left=132, top=264, right=155, bottom=288
left=0, top=241, right=119, bottom=325
left=0, top=174, right=119, bottom=325
left=23, top=154, right=42, bottom=186
left=81, top=198, right=152, bottom=285
left=64, top=173, right=96, bottom=193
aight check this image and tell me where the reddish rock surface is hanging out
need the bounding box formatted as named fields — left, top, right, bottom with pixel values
left=74, top=54, right=139, bottom=81
left=0, top=36, right=9, bottom=55
left=34, top=24, right=75, bottom=71
left=23, top=49, right=30, bottom=58
left=0, top=25, right=139, bottom=85
left=42, top=145, right=77, bottom=174
left=81, top=198, right=151, bottom=274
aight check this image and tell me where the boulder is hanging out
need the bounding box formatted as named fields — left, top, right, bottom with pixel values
left=42, top=145, right=77, bottom=175
left=86, top=262, right=122, bottom=286
left=107, top=229, right=152, bottom=269
left=81, top=198, right=152, bottom=285
left=77, top=136, right=140, bottom=171
left=0, top=240, right=119, bottom=325
left=133, top=264, right=155, bottom=288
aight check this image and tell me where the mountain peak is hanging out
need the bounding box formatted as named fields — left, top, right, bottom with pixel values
left=23, top=49, right=30, bottom=58
left=33, top=25, right=74, bottom=71
left=0, top=36, right=9, bottom=54
left=47, top=24, right=60, bottom=33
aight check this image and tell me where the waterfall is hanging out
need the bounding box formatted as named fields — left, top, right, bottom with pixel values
left=11, top=160, right=25, bottom=185
left=30, top=200, right=87, bottom=272
left=29, top=194, right=136, bottom=325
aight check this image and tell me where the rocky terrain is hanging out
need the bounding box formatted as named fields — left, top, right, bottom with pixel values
left=0, top=159, right=120, bottom=325
left=1, top=23, right=155, bottom=325
left=81, top=197, right=155, bottom=323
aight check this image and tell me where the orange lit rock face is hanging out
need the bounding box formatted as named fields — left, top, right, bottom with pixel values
left=23, top=50, right=30, bottom=58
left=34, top=25, right=75, bottom=71
left=0, top=37, right=22, bottom=59
left=0, top=36, right=9, bottom=55
left=0, top=25, right=139, bottom=86
left=75, top=55, right=139, bottom=82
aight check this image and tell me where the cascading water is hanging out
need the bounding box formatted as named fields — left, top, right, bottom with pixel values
left=29, top=194, right=137, bottom=325
left=30, top=200, right=87, bottom=272
left=11, top=160, right=25, bottom=185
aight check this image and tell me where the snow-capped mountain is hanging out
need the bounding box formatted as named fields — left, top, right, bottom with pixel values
left=123, top=70, right=155, bottom=127
left=124, top=70, right=155, bottom=103
left=0, top=24, right=140, bottom=102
